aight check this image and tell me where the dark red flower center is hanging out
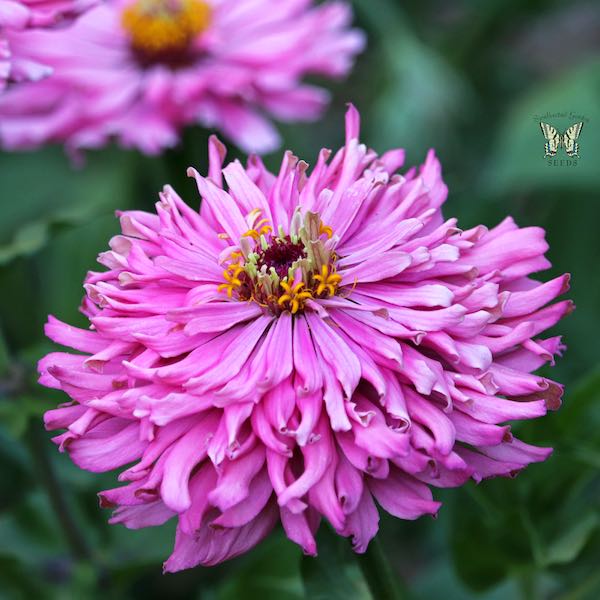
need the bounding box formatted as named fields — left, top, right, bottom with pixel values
left=256, top=237, right=307, bottom=280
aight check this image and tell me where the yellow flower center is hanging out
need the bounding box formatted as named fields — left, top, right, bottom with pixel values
left=217, top=211, right=342, bottom=315
left=122, top=0, right=211, bottom=59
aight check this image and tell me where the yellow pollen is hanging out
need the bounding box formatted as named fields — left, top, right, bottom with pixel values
left=217, top=267, right=244, bottom=297
left=313, top=264, right=342, bottom=297
left=242, top=224, right=272, bottom=240
left=122, top=0, right=211, bottom=56
left=278, top=281, right=313, bottom=314
left=319, top=223, right=333, bottom=238
left=217, top=214, right=341, bottom=314
left=226, top=264, right=244, bottom=278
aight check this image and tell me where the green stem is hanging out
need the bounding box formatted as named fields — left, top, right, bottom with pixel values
left=356, top=536, right=408, bottom=600
left=26, top=423, right=92, bottom=561
left=517, top=571, right=538, bottom=600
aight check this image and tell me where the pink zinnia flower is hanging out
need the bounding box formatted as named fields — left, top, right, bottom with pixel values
left=0, top=0, right=96, bottom=90
left=40, top=106, right=571, bottom=570
left=0, top=0, right=364, bottom=154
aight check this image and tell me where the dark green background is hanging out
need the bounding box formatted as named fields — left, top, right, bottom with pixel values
left=1, top=0, right=599, bottom=598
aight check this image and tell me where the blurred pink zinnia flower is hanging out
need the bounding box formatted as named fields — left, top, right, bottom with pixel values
left=0, top=0, right=96, bottom=90
left=40, top=106, right=571, bottom=570
left=0, top=0, right=364, bottom=154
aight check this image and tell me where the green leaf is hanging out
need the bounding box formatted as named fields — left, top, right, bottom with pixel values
left=481, top=59, right=600, bottom=196
left=0, top=401, right=29, bottom=439
left=556, top=569, right=600, bottom=600
left=548, top=365, right=600, bottom=450
left=543, top=513, right=599, bottom=567
left=0, top=222, right=48, bottom=265
left=0, top=325, right=9, bottom=376
left=103, top=520, right=176, bottom=574
left=0, top=395, right=56, bottom=439
left=217, top=531, right=304, bottom=600
left=0, top=490, right=68, bottom=561
left=413, top=559, right=521, bottom=600
left=0, top=147, right=133, bottom=266
left=0, top=425, right=32, bottom=513
left=560, top=366, right=600, bottom=422
left=369, top=36, right=472, bottom=158
left=301, top=527, right=372, bottom=600
left=0, top=554, right=47, bottom=600
left=448, top=486, right=516, bottom=591
left=448, top=362, right=600, bottom=592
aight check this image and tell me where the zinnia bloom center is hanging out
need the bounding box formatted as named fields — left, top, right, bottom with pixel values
left=218, top=210, right=341, bottom=315
left=257, top=238, right=307, bottom=279
left=121, top=0, right=211, bottom=61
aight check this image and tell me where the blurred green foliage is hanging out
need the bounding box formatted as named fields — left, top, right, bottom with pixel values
left=1, top=0, right=599, bottom=598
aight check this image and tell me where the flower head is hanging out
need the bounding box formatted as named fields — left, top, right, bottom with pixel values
left=0, top=0, right=96, bottom=90
left=0, top=0, right=365, bottom=154
left=40, top=106, right=571, bottom=570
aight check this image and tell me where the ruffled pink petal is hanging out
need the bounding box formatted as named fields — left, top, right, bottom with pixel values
left=39, top=105, right=569, bottom=570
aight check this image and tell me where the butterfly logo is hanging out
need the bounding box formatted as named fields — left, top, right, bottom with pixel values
left=539, top=122, right=583, bottom=158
